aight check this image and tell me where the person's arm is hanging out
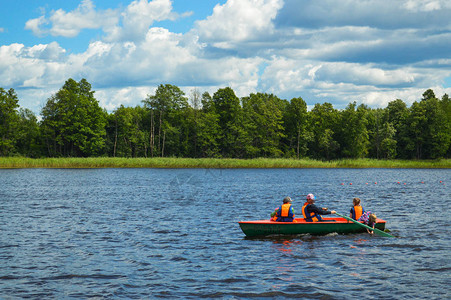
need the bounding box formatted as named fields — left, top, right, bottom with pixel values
left=309, top=204, right=336, bottom=215
left=310, top=204, right=332, bottom=215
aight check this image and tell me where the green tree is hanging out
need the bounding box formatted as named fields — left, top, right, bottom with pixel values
left=196, top=92, right=221, bottom=157
left=338, top=102, right=370, bottom=158
left=15, top=108, right=43, bottom=157
left=386, top=99, right=409, bottom=158
left=188, top=88, right=202, bottom=157
left=309, top=103, right=340, bottom=160
left=367, top=106, right=398, bottom=159
left=212, top=87, right=247, bottom=157
left=40, top=78, right=107, bottom=157
left=379, top=122, right=397, bottom=159
left=402, top=90, right=450, bottom=159
left=108, top=105, right=147, bottom=157
left=366, top=108, right=383, bottom=159
left=242, top=93, right=285, bottom=157
left=422, top=89, right=436, bottom=101
left=441, top=93, right=451, bottom=157
left=0, top=88, right=20, bottom=156
left=143, top=84, right=188, bottom=157
left=405, top=100, right=428, bottom=159
left=420, top=93, right=450, bottom=158
left=283, top=97, right=310, bottom=158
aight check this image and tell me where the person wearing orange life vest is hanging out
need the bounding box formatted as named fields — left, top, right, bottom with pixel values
left=349, top=197, right=365, bottom=220
left=276, top=196, right=295, bottom=222
left=302, top=194, right=336, bottom=222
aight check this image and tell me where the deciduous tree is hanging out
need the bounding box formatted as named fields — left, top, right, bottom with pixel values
left=40, top=78, right=107, bottom=157
left=0, top=88, right=19, bottom=156
left=283, top=97, right=310, bottom=158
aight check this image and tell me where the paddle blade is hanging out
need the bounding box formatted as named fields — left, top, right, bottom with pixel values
left=372, top=228, right=394, bottom=237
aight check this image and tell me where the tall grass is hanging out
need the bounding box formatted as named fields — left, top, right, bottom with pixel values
left=0, top=157, right=450, bottom=169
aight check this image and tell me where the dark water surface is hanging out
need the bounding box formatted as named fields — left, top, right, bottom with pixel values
left=0, top=168, right=450, bottom=299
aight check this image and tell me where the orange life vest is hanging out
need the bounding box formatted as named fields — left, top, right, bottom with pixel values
left=351, top=205, right=364, bottom=220
left=276, top=203, right=295, bottom=222
left=281, top=203, right=291, bottom=217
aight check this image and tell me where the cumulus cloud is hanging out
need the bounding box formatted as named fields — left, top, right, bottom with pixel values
left=258, top=54, right=450, bottom=108
left=104, top=0, right=177, bottom=42
left=25, top=0, right=188, bottom=42
left=195, top=0, right=284, bottom=47
left=0, top=43, right=68, bottom=88
left=4, top=0, right=451, bottom=114
left=49, top=0, right=113, bottom=37
left=25, top=16, right=49, bottom=37
left=25, top=0, right=118, bottom=37
left=95, top=86, right=154, bottom=111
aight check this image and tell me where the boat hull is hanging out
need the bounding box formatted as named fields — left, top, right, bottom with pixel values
left=238, top=217, right=386, bottom=237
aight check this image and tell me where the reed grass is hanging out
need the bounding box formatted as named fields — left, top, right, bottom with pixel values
left=0, top=157, right=449, bottom=169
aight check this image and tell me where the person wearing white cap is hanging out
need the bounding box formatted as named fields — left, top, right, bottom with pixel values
left=301, top=194, right=336, bottom=222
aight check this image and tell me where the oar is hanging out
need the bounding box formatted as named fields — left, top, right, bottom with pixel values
left=335, top=212, right=394, bottom=237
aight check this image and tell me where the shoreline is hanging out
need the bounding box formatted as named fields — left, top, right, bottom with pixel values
left=1, top=157, right=450, bottom=169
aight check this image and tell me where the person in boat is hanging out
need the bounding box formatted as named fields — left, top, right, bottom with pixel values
left=350, top=197, right=365, bottom=220
left=275, top=196, right=295, bottom=222
left=358, top=211, right=377, bottom=234
left=366, top=213, right=377, bottom=234
left=302, top=194, right=336, bottom=222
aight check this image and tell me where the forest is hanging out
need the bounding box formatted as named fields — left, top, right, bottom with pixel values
left=1, top=78, right=450, bottom=160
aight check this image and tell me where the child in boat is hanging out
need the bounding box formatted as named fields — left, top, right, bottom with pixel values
left=350, top=197, right=365, bottom=220
left=358, top=211, right=377, bottom=234
left=367, top=213, right=377, bottom=234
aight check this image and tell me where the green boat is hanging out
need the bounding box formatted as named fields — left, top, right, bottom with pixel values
left=238, top=217, right=387, bottom=237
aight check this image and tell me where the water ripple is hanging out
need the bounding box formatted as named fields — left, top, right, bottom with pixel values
left=0, top=168, right=449, bottom=299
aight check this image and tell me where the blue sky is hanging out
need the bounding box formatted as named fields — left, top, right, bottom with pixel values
left=1, top=0, right=450, bottom=114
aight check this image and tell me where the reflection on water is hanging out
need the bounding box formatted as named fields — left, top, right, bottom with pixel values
left=0, top=168, right=449, bottom=299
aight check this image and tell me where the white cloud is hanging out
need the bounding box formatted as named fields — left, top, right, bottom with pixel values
left=25, top=0, right=118, bottom=38
left=27, top=42, right=67, bottom=61
left=6, top=0, right=451, bottom=114
left=25, top=0, right=187, bottom=42
left=312, top=62, right=416, bottom=86
left=95, top=86, right=154, bottom=111
left=258, top=55, right=451, bottom=107
left=104, top=0, right=177, bottom=42
left=0, top=43, right=69, bottom=89
left=195, top=0, right=284, bottom=47
left=403, top=0, right=451, bottom=12
left=25, top=16, right=48, bottom=37
left=259, top=57, right=315, bottom=95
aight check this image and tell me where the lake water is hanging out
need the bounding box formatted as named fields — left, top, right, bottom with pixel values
left=0, top=168, right=450, bottom=299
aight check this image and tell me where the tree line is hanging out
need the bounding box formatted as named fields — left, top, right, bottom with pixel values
left=1, top=78, right=450, bottom=160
